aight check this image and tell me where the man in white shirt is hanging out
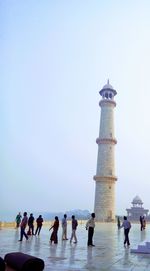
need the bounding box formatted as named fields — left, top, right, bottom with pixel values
left=62, top=214, right=68, bottom=240
left=86, top=213, right=95, bottom=247
left=120, top=216, right=131, bottom=247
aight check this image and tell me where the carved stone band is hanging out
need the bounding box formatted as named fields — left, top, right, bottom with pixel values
left=96, top=138, right=117, bottom=145
left=93, top=175, right=117, bottom=182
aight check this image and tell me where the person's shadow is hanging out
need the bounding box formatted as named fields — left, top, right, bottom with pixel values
left=122, top=248, right=130, bottom=265
left=69, top=245, right=77, bottom=265
left=140, top=230, right=146, bottom=242
left=86, top=246, right=93, bottom=266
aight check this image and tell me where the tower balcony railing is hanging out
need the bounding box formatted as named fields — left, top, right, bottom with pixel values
left=96, top=138, right=117, bottom=145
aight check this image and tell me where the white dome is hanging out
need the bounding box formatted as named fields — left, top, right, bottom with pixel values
left=102, top=81, right=114, bottom=90
left=132, top=195, right=143, bottom=204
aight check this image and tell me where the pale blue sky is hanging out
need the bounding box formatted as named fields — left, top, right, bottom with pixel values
left=1, top=0, right=150, bottom=217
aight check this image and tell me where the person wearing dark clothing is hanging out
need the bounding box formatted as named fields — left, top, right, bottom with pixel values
left=27, top=213, right=34, bottom=235
left=140, top=215, right=144, bottom=231
left=117, top=216, right=121, bottom=229
left=35, top=215, right=43, bottom=236
left=0, top=257, right=5, bottom=271
left=143, top=216, right=146, bottom=230
left=120, top=216, right=131, bottom=247
left=70, top=215, right=78, bottom=243
left=86, top=213, right=95, bottom=246
left=49, top=216, right=59, bottom=244
left=18, top=212, right=28, bottom=241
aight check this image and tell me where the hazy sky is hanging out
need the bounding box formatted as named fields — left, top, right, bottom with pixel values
left=1, top=0, right=150, bottom=217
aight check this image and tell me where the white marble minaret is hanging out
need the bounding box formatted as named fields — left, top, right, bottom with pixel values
left=94, top=80, right=117, bottom=222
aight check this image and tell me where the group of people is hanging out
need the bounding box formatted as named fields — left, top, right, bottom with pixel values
left=19, top=212, right=150, bottom=248
left=16, top=212, right=44, bottom=241
left=16, top=212, right=96, bottom=246
left=49, top=213, right=95, bottom=246
left=49, top=214, right=78, bottom=244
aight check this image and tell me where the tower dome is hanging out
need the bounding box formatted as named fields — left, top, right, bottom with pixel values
left=132, top=195, right=143, bottom=205
left=102, top=80, right=114, bottom=90
left=99, top=79, right=117, bottom=97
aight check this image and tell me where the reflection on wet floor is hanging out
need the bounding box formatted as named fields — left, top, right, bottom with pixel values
left=1, top=223, right=150, bottom=270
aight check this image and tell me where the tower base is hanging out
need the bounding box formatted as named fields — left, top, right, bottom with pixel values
left=94, top=180, right=115, bottom=222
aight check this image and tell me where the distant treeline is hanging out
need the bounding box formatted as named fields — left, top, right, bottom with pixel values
left=0, top=209, right=91, bottom=222
left=43, top=209, right=90, bottom=221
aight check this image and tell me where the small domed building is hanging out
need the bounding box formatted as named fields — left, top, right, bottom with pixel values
left=126, top=196, right=149, bottom=221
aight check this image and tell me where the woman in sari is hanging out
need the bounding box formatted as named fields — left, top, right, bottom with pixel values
left=49, top=216, right=59, bottom=244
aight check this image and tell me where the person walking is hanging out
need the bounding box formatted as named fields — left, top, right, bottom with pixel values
left=86, top=213, right=95, bottom=247
left=62, top=214, right=68, bottom=240
left=35, top=215, right=43, bottom=236
left=70, top=215, right=78, bottom=244
left=15, top=212, right=22, bottom=228
left=18, top=212, right=28, bottom=241
left=120, top=216, right=131, bottom=247
left=49, top=216, right=59, bottom=244
left=27, top=213, right=35, bottom=235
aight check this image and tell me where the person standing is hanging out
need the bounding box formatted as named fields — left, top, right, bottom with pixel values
left=140, top=215, right=144, bottom=231
left=15, top=212, right=22, bottom=228
left=49, top=216, right=59, bottom=244
left=143, top=216, right=146, bottom=230
left=70, top=215, right=78, bottom=244
left=86, top=213, right=95, bottom=247
left=18, top=212, right=28, bottom=241
left=35, top=215, right=44, bottom=236
left=62, top=214, right=68, bottom=240
left=27, top=213, right=35, bottom=235
left=117, top=216, right=121, bottom=229
left=120, top=216, right=131, bottom=247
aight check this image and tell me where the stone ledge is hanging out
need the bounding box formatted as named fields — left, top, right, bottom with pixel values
left=131, top=241, right=150, bottom=254
left=96, top=138, right=117, bottom=145
left=93, top=175, right=117, bottom=182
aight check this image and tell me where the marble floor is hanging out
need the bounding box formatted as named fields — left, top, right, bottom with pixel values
left=1, top=222, right=150, bottom=270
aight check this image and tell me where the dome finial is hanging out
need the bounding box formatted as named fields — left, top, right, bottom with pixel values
left=99, top=80, right=117, bottom=96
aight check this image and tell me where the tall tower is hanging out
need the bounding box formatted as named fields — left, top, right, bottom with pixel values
left=94, top=80, right=117, bottom=222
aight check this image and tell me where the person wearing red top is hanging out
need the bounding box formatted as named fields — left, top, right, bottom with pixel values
left=49, top=216, right=59, bottom=244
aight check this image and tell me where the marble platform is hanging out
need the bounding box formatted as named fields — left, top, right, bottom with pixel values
left=1, top=222, right=150, bottom=270
left=131, top=241, right=150, bottom=254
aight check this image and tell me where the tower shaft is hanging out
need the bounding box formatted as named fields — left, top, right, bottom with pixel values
left=94, top=81, right=117, bottom=222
